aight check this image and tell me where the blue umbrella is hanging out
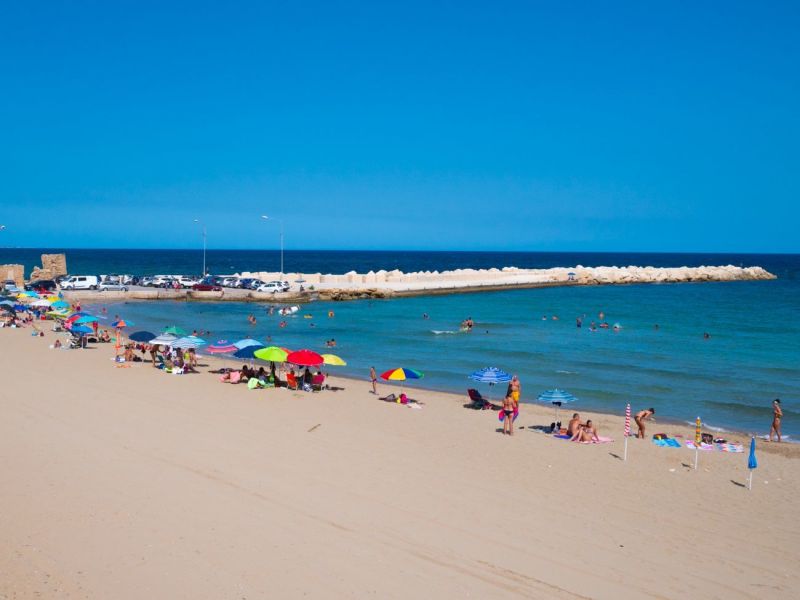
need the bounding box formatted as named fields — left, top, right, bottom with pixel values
left=469, top=367, right=511, bottom=385
left=234, top=338, right=262, bottom=349
left=0, top=300, right=13, bottom=306
left=538, top=389, right=577, bottom=420
left=234, top=344, right=266, bottom=359
left=129, top=331, right=156, bottom=342
left=747, top=436, right=758, bottom=490
left=71, top=325, right=93, bottom=334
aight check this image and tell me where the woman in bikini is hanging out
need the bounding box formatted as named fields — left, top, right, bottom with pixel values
left=770, top=399, right=783, bottom=442
left=570, top=419, right=599, bottom=443
left=634, top=408, right=655, bottom=438
left=502, top=394, right=515, bottom=436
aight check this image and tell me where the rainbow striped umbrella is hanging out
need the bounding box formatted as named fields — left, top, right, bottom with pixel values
left=380, top=367, right=424, bottom=381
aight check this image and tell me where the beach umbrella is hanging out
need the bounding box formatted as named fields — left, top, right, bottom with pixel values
left=286, top=349, right=324, bottom=367
left=470, top=367, right=511, bottom=385
left=13, top=304, right=26, bottom=311
left=233, top=344, right=266, bottom=360
left=234, top=338, right=262, bottom=349
left=380, top=367, right=424, bottom=381
left=71, top=325, right=92, bottom=334
left=321, top=353, right=346, bottom=366
left=747, top=436, right=758, bottom=491
left=150, top=333, right=178, bottom=346
left=46, top=309, right=69, bottom=318
left=694, top=416, right=702, bottom=470
left=624, top=403, right=631, bottom=461
left=537, top=389, right=577, bottom=421
left=172, top=336, right=204, bottom=349
left=207, top=340, right=238, bottom=353
left=253, top=346, right=288, bottom=362
left=74, top=315, right=100, bottom=324
left=51, top=300, right=69, bottom=309
left=111, top=319, right=134, bottom=328
left=162, top=325, right=187, bottom=336
left=129, top=331, right=156, bottom=342
left=0, top=304, right=15, bottom=314
left=30, top=298, right=51, bottom=307
left=0, top=300, right=14, bottom=306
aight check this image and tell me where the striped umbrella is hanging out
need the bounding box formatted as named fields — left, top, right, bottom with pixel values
left=207, top=340, right=238, bottom=353
left=469, top=367, right=511, bottom=385
left=172, top=336, right=205, bottom=349
left=150, top=334, right=178, bottom=346
left=538, top=389, right=577, bottom=421
left=624, top=403, right=631, bottom=461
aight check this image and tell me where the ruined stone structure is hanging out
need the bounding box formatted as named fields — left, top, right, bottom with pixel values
left=29, top=253, right=68, bottom=281
left=0, top=264, right=25, bottom=287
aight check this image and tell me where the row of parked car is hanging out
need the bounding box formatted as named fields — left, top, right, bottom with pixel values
left=11, top=274, right=292, bottom=294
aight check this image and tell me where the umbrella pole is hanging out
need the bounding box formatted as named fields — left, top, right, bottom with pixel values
left=747, top=469, right=753, bottom=491
left=623, top=436, right=628, bottom=461
left=694, top=447, right=699, bottom=470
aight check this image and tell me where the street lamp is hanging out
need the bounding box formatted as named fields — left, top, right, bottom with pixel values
left=193, top=219, right=207, bottom=277
left=260, top=215, right=284, bottom=278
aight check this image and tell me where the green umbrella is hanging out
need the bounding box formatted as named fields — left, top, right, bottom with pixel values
left=162, top=325, right=187, bottom=336
left=253, top=346, right=289, bottom=362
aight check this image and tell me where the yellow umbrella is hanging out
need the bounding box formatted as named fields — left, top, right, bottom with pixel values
left=321, top=354, right=346, bottom=366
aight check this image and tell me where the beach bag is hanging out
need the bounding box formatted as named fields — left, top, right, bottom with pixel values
left=701, top=433, right=714, bottom=444
left=653, top=433, right=668, bottom=440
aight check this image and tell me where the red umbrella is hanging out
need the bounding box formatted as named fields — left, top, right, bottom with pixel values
left=286, top=349, right=324, bottom=366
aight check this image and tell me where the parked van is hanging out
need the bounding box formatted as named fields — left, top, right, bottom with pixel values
left=61, top=275, right=99, bottom=290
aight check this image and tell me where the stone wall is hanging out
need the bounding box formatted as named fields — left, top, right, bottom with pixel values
left=0, top=264, right=24, bottom=287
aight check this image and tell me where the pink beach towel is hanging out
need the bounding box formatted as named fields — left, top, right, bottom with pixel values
left=581, top=436, right=614, bottom=444
left=685, top=441, right=714, bottom=451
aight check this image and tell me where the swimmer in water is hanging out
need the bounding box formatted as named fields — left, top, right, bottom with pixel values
left=703, top=332, right=711, bottom=339
left=422, top=313, right=429, bottom=319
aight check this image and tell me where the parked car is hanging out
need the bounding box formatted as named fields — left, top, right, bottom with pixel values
left=139, top=276, right=155, bottom=287
left=60, top=275, right=99, bottom=290
left=256, top=281, right=290, bottom=293
left=99, top=281, right=129, bottom=292
left=24, top=279, right=58, bottom=292
left=193, top=281, right=222, bottom=291
left=236, top=278, right=256, bottom=289
left=177, top=276, right=200, bottom=288
left=221, top=276, right=239, bottom=288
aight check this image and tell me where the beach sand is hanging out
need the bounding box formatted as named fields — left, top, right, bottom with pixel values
left=1, top=326, right=798, bottom=599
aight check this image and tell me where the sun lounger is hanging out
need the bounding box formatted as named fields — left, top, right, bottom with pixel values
left=286, top=373, right=299, bottom=390
left=311, top=374, right=325, bottom=392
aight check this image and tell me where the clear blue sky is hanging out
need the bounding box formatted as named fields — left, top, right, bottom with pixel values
left=1, top=1, right=798, bottom=252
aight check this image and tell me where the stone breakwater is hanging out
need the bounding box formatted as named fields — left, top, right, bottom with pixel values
left=61, top=265, right=775, bottom=303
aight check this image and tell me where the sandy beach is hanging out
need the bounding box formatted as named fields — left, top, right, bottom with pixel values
left=1, top=326, right=798, bottom=599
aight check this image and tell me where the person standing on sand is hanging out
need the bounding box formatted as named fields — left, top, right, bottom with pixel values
left=508, top=375, right=521, bottom=407
left=502, top=394, right=515, bottom=436
left=370, top=366, right=377, bottom=394
left=634, top=408, right=655, bottom=438
left=770, top=399, right=783, bottom=442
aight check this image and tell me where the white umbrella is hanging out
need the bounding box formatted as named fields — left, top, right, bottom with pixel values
left=30, top=298, right=51, bottom=307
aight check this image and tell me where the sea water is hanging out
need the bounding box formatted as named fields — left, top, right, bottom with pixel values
left=3, top=249, right=797, bottom=436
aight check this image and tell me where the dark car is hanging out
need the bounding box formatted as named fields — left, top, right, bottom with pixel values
left=192, top=282, right=222, bottom=291
left=24, top=279, right=57, bottom=292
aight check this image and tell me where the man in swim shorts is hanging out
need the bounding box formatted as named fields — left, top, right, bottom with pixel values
left=571, top=419, right=599, bottom=443
left=635, top=408, right=655, bottom=438
left=567, top=413, right=582, bottom=437
left=770, top=399, right=783, bottom=442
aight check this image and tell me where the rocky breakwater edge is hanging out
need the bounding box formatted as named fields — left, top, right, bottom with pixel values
left=60, top=264, right=776, bottom=304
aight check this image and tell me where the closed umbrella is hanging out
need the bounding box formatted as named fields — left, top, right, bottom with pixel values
left=694, top=416, right=702, bottom=470
left=624, top=403, right=631, bottom=461
left=537, top=389, right=577, bottom=421
left=747, top=436, right=758, bottom=491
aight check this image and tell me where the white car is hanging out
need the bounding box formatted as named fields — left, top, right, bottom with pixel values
left=221, top=277, right=239, bottom=288
left=61, top=275, right=99, bottom=290
left=256, top=281, right=290, bottom=293
left=176, top=276, right=200, bottom=288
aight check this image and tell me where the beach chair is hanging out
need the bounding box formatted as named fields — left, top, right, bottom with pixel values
left=311, top=374, right=325, bottom=392
left=286, top=373, right=299, bottom=390
left=467, top=388, right=492, bottom=410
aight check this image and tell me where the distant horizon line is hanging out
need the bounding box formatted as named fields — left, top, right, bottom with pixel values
left=0, top=246, right=798, bottom=256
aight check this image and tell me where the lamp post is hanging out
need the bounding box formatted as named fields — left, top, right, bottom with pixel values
left=260, top=215, right=284, bottom=278
left=193, top=219, right=207, bottom=277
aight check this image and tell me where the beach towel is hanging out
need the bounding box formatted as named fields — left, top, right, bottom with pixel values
left=581, top=436, right=614, bottom=444
left=685, top=441, right=714, bottom=451
left=717, top=443, right=744, bottom=453
left=652, top=437, right=681, bottom=448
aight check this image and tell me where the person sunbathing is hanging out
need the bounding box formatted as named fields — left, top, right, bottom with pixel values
left=570, top=420, right=599, bottom=442
left=567, top=413, right=583, bottom=436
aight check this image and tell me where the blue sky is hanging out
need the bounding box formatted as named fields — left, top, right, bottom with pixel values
left=1, top=1, right=798, bottom=252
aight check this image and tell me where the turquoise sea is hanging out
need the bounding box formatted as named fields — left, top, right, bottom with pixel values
left=3, top=249, right=797, bottom=437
